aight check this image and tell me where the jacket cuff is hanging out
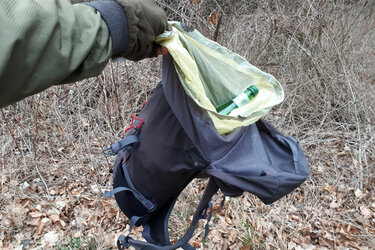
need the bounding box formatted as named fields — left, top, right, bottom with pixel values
left=83, top=1, right=128, bottom=57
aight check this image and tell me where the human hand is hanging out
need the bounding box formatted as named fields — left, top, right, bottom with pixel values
left=116, top=0, right=168, bottom=61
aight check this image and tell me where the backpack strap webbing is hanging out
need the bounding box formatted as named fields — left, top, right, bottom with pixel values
left=102, top=135, right=139, bottom=157
left=104, top=162, right=155, bottom=211
left=117, top=178, right=219, bottom=250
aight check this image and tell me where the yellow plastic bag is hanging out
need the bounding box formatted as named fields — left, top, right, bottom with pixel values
left=157, top=22, right=284, bottom=134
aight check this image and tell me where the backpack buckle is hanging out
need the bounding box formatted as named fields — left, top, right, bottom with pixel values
left=102, top=147, right=114, bottom=157
left=102, top=135, right=140, bottom=158
left=116, top=235, right=130, bottom=249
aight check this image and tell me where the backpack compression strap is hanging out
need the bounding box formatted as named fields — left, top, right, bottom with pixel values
left=117, top=178, right=219, bottom=250
left=102, top=135, right=139, bottom=157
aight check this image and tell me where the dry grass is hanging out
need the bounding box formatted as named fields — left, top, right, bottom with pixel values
left=1, top=0, right=375, bottom=249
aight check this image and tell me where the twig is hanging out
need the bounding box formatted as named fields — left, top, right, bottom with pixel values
left=34, top=161, right=50, bottom=196
left=323, top=29, right=363, bottom=189
left=125, top=62, right=133, bottom=111
left=290, top=36, right=323, bottom=80
left=155, top=1, right=190, bottom=23
left=97, top=74, right=114, bottom=132
left=28, top=99, right=50, bottom=196
left=213, top=14, right=222, bottom=42
left=110, top=62, right=123, bottom=128
left=1, top=109, right=20, bottom=151
left=1, top=154, right=4, bottom=194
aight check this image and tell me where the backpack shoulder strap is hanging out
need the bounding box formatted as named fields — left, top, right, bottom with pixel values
left=117, top=178, right=219, bottom=250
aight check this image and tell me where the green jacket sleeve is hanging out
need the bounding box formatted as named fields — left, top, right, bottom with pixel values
left=0, top=0, right=112, bottom=108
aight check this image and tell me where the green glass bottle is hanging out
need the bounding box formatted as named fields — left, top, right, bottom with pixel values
left=216, top=85, right=259, bottom=115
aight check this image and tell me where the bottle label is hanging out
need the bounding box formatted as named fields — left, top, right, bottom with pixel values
left=232, top=93, right=249, bottom=107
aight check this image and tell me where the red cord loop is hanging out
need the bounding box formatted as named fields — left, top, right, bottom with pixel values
left=125, top=114, right=145, bottom=133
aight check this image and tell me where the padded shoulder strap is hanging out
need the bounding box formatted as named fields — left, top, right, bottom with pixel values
left=118, top=178, right=219, bottom=250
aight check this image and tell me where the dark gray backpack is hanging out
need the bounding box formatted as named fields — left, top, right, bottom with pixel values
left=102, top=55, right=309, bottom=249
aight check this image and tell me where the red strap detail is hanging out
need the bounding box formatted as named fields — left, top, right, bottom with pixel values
left=125, top=113, right=145, bottom=133
left=122, top=155, right=126, bottom=163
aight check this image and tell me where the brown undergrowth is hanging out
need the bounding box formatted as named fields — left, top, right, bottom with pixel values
left=1, top=0, right=374, bottom=249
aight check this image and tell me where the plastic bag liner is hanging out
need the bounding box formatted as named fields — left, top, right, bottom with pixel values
left=157, top=22, right=284, bottom=134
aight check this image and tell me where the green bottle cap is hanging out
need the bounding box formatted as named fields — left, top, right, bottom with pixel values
left=247, top=85, right=259, bottom=96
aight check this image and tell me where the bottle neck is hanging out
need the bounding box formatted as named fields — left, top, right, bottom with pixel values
left=244, top=88, right=255, bottom=98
